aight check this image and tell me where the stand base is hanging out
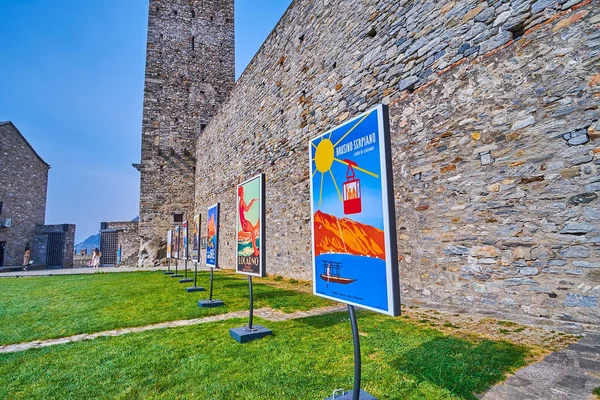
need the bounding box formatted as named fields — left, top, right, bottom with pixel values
left=170, top=274, right=183, bottom=278
left=324, top=390, right=377, bottom=400
left=164, top=271, right=175, bottom=275
left=198, top=299, right=224, bottom=308
left=229, top=325, right=272, bottom=344
left=179, top=278, right=193, bottom=283
left=186, top=286, right=206, bottom=292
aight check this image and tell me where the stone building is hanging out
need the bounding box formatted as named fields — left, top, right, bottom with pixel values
left=134, top=0, right=235, bottom=265
left=0, top=121, right=74, bottom=268
left=99, top=221, right=139, bottom=266
left=138, top=0, right=600, bottom=327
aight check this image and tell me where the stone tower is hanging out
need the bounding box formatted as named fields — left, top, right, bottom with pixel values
left=135, top=0, right=235, bottom=265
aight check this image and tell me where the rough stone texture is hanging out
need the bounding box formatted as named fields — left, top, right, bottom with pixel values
left=184, top=0, right=600, bottom=325
left=482, top=334, right=600, bottom=399
left=135, top=0, right=600, bottom=325
left=33, top=224, right=76, bottom=268
left=136, top=0, right=235, bottom=266
left=0, top=122, right=49, bottom=267
left=102, top=221, right=139, bottom=266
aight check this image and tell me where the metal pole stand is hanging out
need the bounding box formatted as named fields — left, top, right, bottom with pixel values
left=229, top=276, right=272, bottom=343
left=186, top=261, right=205, bottom=292
left=198, top=268, right=223, bottom=307
left=164, top=258, right=174, bottom=275
left=179, top=258, right=193, bottom=283
left=324, top=305, right=377, bottom=400
left=171, top=259, right=183, bottom=278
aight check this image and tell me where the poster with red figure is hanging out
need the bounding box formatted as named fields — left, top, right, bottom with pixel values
left=236, top=174, right=265, bottom=277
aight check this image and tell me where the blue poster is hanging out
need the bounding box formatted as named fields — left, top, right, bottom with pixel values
left=309, top=104, right=400, bottom=316
left=206, top=203, right=219, bottom=268
left=182, top=221, right=188, bottom=259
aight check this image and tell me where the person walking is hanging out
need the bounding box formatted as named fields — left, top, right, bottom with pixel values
left=22, top=246, right=31, bottom=272
left=91, top=248, right=101, bottom=270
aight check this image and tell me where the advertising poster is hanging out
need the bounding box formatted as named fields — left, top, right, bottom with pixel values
left=308, top=104, right=400, bottom=316
left=166, top=230, right=172, bottom=259
left=206, top=203, right=220, bottom=268
left=192, top=215, right=200, bottom=262
left=173, top=226, right=180, bottom=259
left=236, top=174, right=265, bottom=277
left=182, top=221, right=188, bottom=259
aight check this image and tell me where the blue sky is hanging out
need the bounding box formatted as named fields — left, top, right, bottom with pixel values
left=0, top=0, right=291, bottom=242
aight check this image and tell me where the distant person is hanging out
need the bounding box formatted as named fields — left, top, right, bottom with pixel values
left=91, top=248, right=101, bottom=269
left=23, top=246, right=31, bottom=271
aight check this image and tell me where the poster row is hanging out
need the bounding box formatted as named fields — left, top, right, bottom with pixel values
left=167, top=104, right=400, bottom=316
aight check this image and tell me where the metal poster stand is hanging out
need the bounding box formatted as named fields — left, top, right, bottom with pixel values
left=164, top=258, right=174, bottom=275
left=198, top=265, right=223, bottom=307
left=179, top=257, right=193, bottom=283
left=325, top=305, right=376, bottom=400
left=186, top=260, right=205, bottom=292
left=228, top=275, right=272, bottom=344
left=171, top=258, right=182, bottom=278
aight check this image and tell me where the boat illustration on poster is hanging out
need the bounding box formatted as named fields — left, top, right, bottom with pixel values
left=309, top=104, right=399, bottom=316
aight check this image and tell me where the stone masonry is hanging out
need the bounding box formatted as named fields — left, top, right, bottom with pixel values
left=186, top=0, right=600, bottom=326
left=102, top=221, right=139, bottom=266
left=0, top=121, right=49, bottom=267
left=135, top=0, right=235, bottom=266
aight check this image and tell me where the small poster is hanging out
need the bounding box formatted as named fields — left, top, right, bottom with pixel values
left=166, top=230, right=172, bottom=259
left=173, top=226, right=180, bottom=259
left=236, top=174, right=265, bottom=277
left=309, top=104, right=400, bottom=316
left=206, top=203, right=220, bottom=268
left=182, top=221, right=188, bottom=259
left=192, top=214, right=201, bottom=262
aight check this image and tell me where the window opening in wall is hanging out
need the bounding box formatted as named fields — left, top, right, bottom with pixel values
left=191, top=36, right=195, bottom=51
left=191, top=9, right=195, bottom=18
left=508, top=23, right=526, bottom=40
left=299, top=34, right=305, bottom=42
left=200, top=123, right=206, bottom=132
left=210, top=16, right=214, bottom=21
left=226, top=18, right=230, bottom=23
left=0, top=201, right=3, bottom=214
left=173, top=213, right=184, bottom=223
left=173, top=10, right=178, bottom=16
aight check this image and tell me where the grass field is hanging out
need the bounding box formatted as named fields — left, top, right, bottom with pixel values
left=0, top=310, right=530, bottom=400
left=0, top=271, right=332, bottom=345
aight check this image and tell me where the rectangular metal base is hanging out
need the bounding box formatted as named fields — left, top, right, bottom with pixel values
left=186, top=286, right=206, bottom=292
left=170, top=274, right=183, bottom=278
left=229, top=325, right=272, bottom=344
left=198, top=299, right=224, bottom=308
left=164, top=271, right=175, bottom=275
left=179, top=278, right=193, bottom=283
left=324, top=389, right=377, bottom=400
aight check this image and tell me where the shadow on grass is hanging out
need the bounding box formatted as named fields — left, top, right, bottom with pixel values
left=393, top=336, right=529, bottom=400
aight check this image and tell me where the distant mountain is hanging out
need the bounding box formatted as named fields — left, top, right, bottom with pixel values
left=313, top=210, right=385, bottom=260
left=75, top=233, right=99, bottom=252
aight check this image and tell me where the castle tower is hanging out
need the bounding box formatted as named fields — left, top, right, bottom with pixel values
left=135, top=0, right=235, bottom=265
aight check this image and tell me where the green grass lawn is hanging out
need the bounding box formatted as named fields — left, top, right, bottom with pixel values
left=0, top=311, right=529, bottom=400
left=0, top=271, right=332, bottom=345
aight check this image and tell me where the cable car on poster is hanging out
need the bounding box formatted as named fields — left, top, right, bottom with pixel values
left=342, top=159, right=361, bottom=215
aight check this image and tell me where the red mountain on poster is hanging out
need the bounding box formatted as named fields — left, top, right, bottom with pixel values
left=207, top=215, right=216, bottom=237
left=313, top=210, right=385, bottom=260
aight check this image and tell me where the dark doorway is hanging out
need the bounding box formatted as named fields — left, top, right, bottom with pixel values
left=100, top=231, right=118, bottom=266
left=0, top=241, right=5, bottom=266
left=46, top=233, right=65, bottom=268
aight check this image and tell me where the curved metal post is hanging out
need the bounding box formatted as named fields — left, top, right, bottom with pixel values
left=248, top=276, right=254, bottom=330
left=348, top=305, right=361, bottom=400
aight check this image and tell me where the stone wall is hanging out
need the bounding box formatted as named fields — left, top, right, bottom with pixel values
left=103, top=221, right=139, bottom=266
left=33, top=224, right=76, bottom=268
left=136, top=0, right=235, bottom=266
left=193, top=0, right=599, bottom=325
left=0, top=122, right=49, bottom=267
